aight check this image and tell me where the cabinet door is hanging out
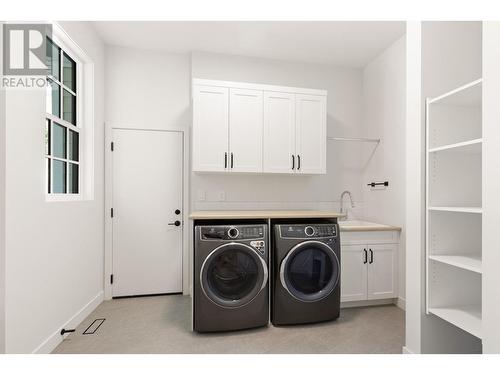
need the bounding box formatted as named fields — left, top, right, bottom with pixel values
left=192, top=85, right=229, bottom=172
left=367, top=244, right=397, bottom=300
left=263, top=91, right=296, bottom=173
left=229, top=88, right=263, bottom=173
left=295, top=94, right=326, bottom=174
left=341, top=244, right=368, bottom=302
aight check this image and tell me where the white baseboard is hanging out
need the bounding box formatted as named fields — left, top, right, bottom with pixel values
left=341, top=298, right=396, bottom=309
left=32, top=291, right=104, bottom=354
left=402, top=346, right=414, bottom=354
left=396, top=297, right=406, bottom=311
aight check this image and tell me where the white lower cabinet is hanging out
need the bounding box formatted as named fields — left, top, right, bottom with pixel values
left=341, top=245, right=368, bottom=301
left=340, top=231, right=399, bottom=303
left=366, top=244, right=397, bottom=300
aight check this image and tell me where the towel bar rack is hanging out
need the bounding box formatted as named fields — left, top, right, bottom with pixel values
left=367, top=181, right=389, bottom=187
left=327, top=136, right=380, bottom=143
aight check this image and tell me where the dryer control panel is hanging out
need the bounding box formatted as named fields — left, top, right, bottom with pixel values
left=200, top=225, right=265, bottom=240
left=279, top=224, right=337, bottom=239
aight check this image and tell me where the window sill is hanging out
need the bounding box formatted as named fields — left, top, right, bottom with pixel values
left=45, top=194, right=86, bottom=202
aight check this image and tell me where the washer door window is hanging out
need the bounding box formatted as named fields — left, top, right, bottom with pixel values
left=201, top=243, right=268, bottom=308
left=280, top=241, right=339, bottom=302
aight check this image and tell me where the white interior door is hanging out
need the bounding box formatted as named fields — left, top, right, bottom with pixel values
left=340, top=244, right=368, bottom=302
left=192, top=85, right=229, bottom=172
left=367, top=244, right=397, bottom=300
left=295, top=94, right=326, bottom=174
left=263, top=91, right=296, bottom=173
left=229, top=88, right=263, bottom=173
left=112, top=129, right=183, bottom=297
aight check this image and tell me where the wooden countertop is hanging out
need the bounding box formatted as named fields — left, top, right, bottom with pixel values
left=189, top=210, right=345, bottom=220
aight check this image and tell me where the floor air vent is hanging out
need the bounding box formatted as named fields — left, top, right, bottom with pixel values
left=83, top=318, right=106, bottom=335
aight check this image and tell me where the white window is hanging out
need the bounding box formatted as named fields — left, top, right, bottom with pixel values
left=44, top=26, right=90, bottom=199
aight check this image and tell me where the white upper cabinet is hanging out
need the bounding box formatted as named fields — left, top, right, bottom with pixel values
left=263, top=91, right=296, bottom=173
left=295, top=94, right=327, bottom=174
left=229, top=88, right=263, bottom=173
left=192, top=85, right=229, bottom=172
left=192, top=79, right=327, bottom=174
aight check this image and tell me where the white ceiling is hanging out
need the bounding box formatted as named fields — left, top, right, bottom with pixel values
left=92, top=21, right=405, bottom=67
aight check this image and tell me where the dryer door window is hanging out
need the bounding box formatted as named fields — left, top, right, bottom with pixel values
left=280, top=241, right=339, bottom=302
left=201, top=243, right=268, bottom=308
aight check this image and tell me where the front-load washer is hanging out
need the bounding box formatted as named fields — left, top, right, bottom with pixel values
left=272, top=223, right=340, bottom=325
left=194, top=224, right=269, bottom=332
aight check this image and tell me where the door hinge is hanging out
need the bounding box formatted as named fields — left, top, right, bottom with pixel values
left=110, top=274, right=114, bottom=284
left=111, top=142, right=114, bottom=151
left=111, top=208, right=114, bottom=218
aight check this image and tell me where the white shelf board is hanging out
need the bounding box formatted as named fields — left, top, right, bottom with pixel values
left=429, top=254, right=482, bottom=274
left=428, top=138, right=482, bottom=154
left=428, top=206, right=482, bottom=214
left=428, top=305, right=482, bottom=338
left=428, top=78, right=482, bottom=106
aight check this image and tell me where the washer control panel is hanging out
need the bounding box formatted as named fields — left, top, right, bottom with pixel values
left=250, top=240, right=266, bottom=254
left=280, top=224, right=337, bottom=239
left=200, top=225, right=265, bottom=240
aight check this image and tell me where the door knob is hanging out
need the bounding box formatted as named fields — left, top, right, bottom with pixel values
left=168, top=220, right=181, bottom=227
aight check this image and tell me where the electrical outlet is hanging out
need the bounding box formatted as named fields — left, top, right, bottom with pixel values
left=218, top=191, right=226, bottom=201
left=198, top=190, right=206, bottom=201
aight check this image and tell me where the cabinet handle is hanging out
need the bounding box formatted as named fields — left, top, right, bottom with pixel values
left=297, top=155, right=301, bottom=170
left=369, top=249, right=373, bottom=264
left=363, top=249, right=367, bottom=264
left=231, top=152, right=234, bottom=169
left=292, top=155, right=295, bottom=170
left=224, top=152, right=227, bottom=169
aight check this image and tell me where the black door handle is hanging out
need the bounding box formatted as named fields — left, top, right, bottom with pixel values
left=224, top=152, right=227, bottom=169
left=231, top=152, right=234, bottom=169
left=292, top=155, right=295, bottom=170
left=168, top=220, right=181, bottom=227
left=297, top=155, right=301, bottom=170
left=363, top=249, right=367, bottom=264
left=369, top=249, right=373, bottom=264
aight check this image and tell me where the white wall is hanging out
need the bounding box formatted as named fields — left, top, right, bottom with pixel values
left=361, top=36, right=406, bottom=303
left=404, top=21, right=423, bottom=354
left=191, top=51, right=365, bottom=214
left=104, top=46, right=192, bottom=297
left=0, top=21, right=6, bottom=354
left=482, top=21, right=500, bottom=354
left=4, top=21, right=105, bottom=353
left=105, top=46, right=191, bottom=130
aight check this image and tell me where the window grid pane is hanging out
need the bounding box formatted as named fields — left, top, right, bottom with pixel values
left=62, top=53, right=76, bottom=92
left=52, top=159, right=67, bottom=194
left=46, top=38, right=60, bottom=81
left=68, top=163, right=79, bottom=194
left=68, top=129, right=79, bottom=161
left=45, top=119, right=51, bottom=156
left=52, top=123, right=67, bottom=159
left=46, top=79, right=61, bottom=118
left=63, top=89, right=76, bottom=125
left=46, top=157, right=51, bottom=194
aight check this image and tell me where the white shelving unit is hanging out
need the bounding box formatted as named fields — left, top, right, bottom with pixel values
left=426, top=78, right=483, bottom=339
